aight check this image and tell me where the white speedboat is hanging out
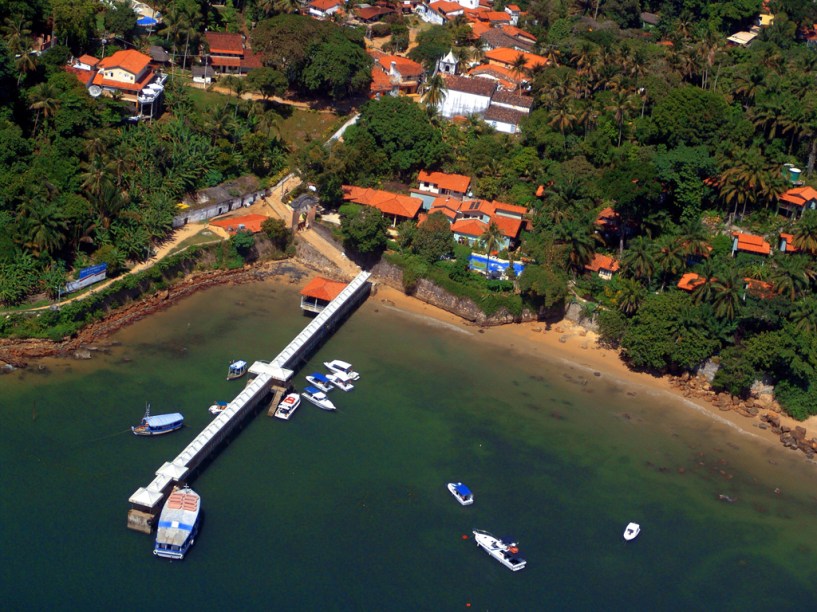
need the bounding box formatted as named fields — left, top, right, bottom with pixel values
left=472, top=530, right=526, bottom=571
left=327, top=371, right=354, bottom=392
left=323, top=359, right=360, bottom=381
left=154, top=486, right=201, bottom=560
left=274, top=393, right=301, bottom=420
left=623, top=522, right=640, bottom=541
left=447, top=482, right=474, bottom=505
left=208, top=401, right=228, bottom=415
left=305, top=372, right=334, bottom=393
left=302, top=386, right=336, bottom=411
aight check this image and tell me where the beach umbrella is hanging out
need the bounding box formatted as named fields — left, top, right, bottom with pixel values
left=136, top=16, right=158, bottom=27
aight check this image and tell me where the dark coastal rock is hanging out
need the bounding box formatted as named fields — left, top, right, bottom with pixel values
left=781, top=425, right=791, bottom=434
left=73, top=349, right=92, bottom=360
left=794, top=426, right=807, bottom=440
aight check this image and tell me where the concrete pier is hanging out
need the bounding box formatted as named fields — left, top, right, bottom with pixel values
left=127, top=271, right=371, bottom=531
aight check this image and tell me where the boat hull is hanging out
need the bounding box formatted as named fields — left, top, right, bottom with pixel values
left=473, top=531, right=526, bottom=571
left=302, top=393, right=336, bottom=411
left=132, top=424, right=183, bottom=436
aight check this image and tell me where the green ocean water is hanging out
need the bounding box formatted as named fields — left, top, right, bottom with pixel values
left=2, top=279, right=817, bottom=610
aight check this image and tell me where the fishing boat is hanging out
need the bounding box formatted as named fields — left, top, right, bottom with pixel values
left=153, top=485, right=201, bottom=560
left=623, top=522, right=641, bottom=541
left=472, top=530, right=526, bottom=571
left=447, top=482, right=474, bottom=505
left=226, top=360, right=247, bottom=381
left=208, top=401, right=228, bottom=415
left=274, top=393, right=301, bottom=420
left=131, top=404, right=184, bottom=436
left=323, top=359, right=360, bottom=381
left=305, top=372, right=334, bottom=393
left=326, top=371, right=354, bottom=392
left=301, top=386, right=336, bottom=411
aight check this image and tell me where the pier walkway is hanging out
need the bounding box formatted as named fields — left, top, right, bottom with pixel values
left=127, top=271, right=371, bottom=533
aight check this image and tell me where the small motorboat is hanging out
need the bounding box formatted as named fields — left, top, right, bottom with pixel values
left=305, top=372, right=334, bottom=393
left=326, top=371, right=354, bottom=392
left=472, top=530, right=526, bottom=571
left=302, top=386, right=336, bottom=411
left=623, top=522, right=641, bottom=541
left=208, top=401, right=228, bottom=415
left=447, top=482, right=474, bottom=506
left=323, top=359, right=360, bottom=381
left=132, top=404, right=184, bottom=436
left=226, top=360, right=247, bottom=381
left=274, top=393, right=301, bottom=420
left=154, top=485, right=201, bottom=560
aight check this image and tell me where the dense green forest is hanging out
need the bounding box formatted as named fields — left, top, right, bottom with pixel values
left=5, top=0, right=817, bottom=418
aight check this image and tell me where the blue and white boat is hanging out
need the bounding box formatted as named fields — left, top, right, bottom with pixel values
left=131, top=404, right=184, bottom=436
left=305, top=372, right=334, bottom=393
left=227, top=360, right=248, bottom=380
left=302, top=386, right=336, bottom=411
left=208, top=401, right=228, bottom=415
left=154, top=486, right=201, bottom=560
left=447, top=482, right=474, bottom=505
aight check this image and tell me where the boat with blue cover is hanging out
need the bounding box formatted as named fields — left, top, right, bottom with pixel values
left=302, top=386, right=336, bottom=411
left=154, top=485, right=201, bottom=560
left=226, top=360, right=248, bottom=380
left=305, top=372, right=334, bottom=393
left=131, top=404, right=184, bottom=436
left=447, top=482, right=474, bottom=505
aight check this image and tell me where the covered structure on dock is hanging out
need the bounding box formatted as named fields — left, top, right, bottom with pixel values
left=300, top=276, right=348, bottom=314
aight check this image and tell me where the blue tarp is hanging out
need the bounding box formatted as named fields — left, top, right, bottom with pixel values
left=145, top=413, right=184, bottom=428
left=136, top=17, right=158, bottom=27
left=304, top=386, right=321, bottom=395
left=310, top=372, right=331, bottom=383
left=454, top=483, right=473, bottom=496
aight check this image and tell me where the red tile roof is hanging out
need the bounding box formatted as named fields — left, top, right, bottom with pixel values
left=211, top=56, right=242, bottom=67
left=779, top=186, right=817, bottom=207
left=732, top=232, right=771, bottom=255
left=342, top=185, right=423, bottom=219
left=467, top=63, right=525, bottom=88
left=91, top=67, right=156, bottom=92
left=210, top=214, right=269, bottom=235
left=310, top=0, right=344, bottom=11
left=205, top=31, right=244, bottom=55
left=779, top=232, right=799, bottom=253
left=429, top=0, right=464, bottom=14
left=428, top=195, right=461, bottom=219
left=535, top=184, right=545, bottom=197
left=585, top=253, right=620, bottom=273
left=417, top=170, right=471, bottom=194
left=744, top=278, right=775, bottom=299
left=484, top=48, right=547, bottom=70
left=451, top=218, right=488, bottom=238
left=78, top=54, right=99, bottom=67
left=97, top=49, right=151, bottom=76
left=64, top=65, right=94, bottom=86
left=469, top=21, right=492, bottom=37
left=483, top=10, right=511, bottom=22
left=377, top=54, right=424, bottom=78
left=595, top=206, right=619, bottom=226
left=300, top=276, right=348, bottom=301
left=677, top=272, right=705, bottom=292
left=370, top=66, right=392, bottom=94
left=506, top=4, right=521, bottom=11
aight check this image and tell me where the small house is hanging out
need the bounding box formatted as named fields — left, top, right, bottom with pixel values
left=342, top=185, right=424, bottom=230
left=411, top=170, right=472, bottom=208
left=731, top=232, right=771, bottom=256
left=300, top=277, right=348, bottom=314
left=677, top=272, right=705, bottom=292
left=585, top=253, right=620, bottom=280
left=779, top=232, right=799, bottom=253
left=778, top=186, right=817, bottom=218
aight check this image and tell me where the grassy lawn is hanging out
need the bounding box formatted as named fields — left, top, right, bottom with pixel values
left=166, top=228, right=224, bottom=257
left=276, top=109, right=346, bottom=151
left=187, top=87, right=231, bottom=113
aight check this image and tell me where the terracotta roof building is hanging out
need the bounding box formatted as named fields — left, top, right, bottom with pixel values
left=779, top=232, right=799, bottom=253
left=484, top=48, right=548, bottom=71
left=732, top=232, right=772, bottom=256
left=778, top=185, right=817, bottom=218
left=204, top=31, right=263, bottom=74
left=677, top=272, right=705, bottom=292
left=300, top=276, right=348, bottom=313
left=424, top=195, right=528, bottom=250
left=342, top=185, right=423, bottom=227
left=585, top=253, right=620, bottom=280
left=210, top=213, right=269, bottom=235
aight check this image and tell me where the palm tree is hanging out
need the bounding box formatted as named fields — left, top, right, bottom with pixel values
left=480, top=221, right=504, bottom=277
left=718, top=147, right=785, bottom=220
left=18, top=200, right=69, bottom=257
left=422, top=73, right=447, bottom=109
left=790, top=297, right=817, bottom=332
left=547, top=101, right=576, bottom=137
left=616, top=277, right=646, bottom=316
left=510, top=53, right=529, bottom=82
left=711, top=269, right=742, bottom=320
left=793, top=210, right=817, bottom=255
left=622, top=236, right=656, bottom=284
left=275, top=0, right=301, bottom=13
left=691, top=260, right=718, bottom=306
left=554, top=217, right=599, bottom=274
left=654, top=237, right=685, bottom=290
left=28, top=83, right=60, bottom=136
left=605, top=90, right=636, bottom=147
left=771, top=254, right=816, bottom=300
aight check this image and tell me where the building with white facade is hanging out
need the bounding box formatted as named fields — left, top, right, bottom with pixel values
left=438, top=74, right=496, bottom=118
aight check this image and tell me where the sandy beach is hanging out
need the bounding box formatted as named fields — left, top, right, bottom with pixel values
left=372, top=284, right=817, bottom=460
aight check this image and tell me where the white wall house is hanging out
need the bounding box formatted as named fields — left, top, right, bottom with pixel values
left=418, top=1, right=463, bottom=25
left=438, top=75, right=495, bottom=118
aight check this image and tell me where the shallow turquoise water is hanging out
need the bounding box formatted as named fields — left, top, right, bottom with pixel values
left=2, top=279, right=817, bottom=610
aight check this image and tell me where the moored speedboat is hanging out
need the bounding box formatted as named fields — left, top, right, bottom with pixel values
left=326, top=371, right=354, bottom=392
left=226, top=360, right=247, bottom=381
left=472, top=530, right=526, bottom=571
left=274, top=393, right=301, bottom=420
left=302, top=386, right=336, bottom=411
left=323, top=359, right=360, bottom=381
left=305, top=372, right=334, bottom=393
left=623, top=522, right=640, bottom=541
left=447, top=482, right=474, bottom=505
left=208, top=401, right=228, bottom=415
left=154, top=485, right=201, bottom=560
left=131, top=404, right=184, bottom=436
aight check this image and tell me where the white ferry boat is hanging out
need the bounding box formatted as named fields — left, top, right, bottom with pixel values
left=274, top=393, right=301, bottom=420
left=472, top=530, right=526, bottom=571
left=154, top=486, right=201, bottom=560
left=131, top=404, right=184, bottom=436
left=227, top=360, right=247, bottom=380
left=302, top=386, right=336, bottom=411
left=323, top=359, right=360, bottom=381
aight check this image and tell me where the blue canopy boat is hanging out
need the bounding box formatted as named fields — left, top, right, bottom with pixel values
left=132, top=404, right=184, bottom=436
left=305, top=372, right=333, bottom=393
left=447, top=482, right=474, bottom=505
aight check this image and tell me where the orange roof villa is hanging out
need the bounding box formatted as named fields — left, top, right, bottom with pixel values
left=342, top=185, right=423, bottom=227
left=585, top=253, right=620, bottom=280
left=410, top=170, right=472, bottom=207
left=778, top=185, right=817, bottom=218
left=731, top=232, right=771, bottom=256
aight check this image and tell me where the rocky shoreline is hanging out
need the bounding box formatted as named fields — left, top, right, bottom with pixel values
left=668, top=373, right=817, bottom=460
